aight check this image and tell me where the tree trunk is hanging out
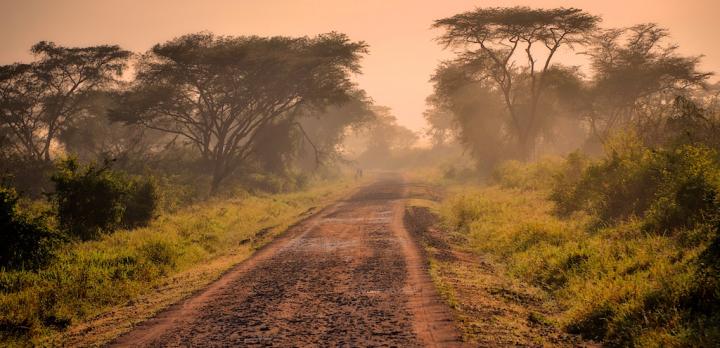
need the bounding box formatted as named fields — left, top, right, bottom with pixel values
left=209, top=157, right=231, bottom=196
left=209, top=174, right=223, bottom=197
left=517, top=134, right=534, bottom=162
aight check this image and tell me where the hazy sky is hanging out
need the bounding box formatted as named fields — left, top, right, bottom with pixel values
left=1, top=0, right=718, bottom=132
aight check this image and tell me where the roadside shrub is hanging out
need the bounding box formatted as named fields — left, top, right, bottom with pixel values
left=442, top=164, right=476, bottom=180
left=293, top=172, right=310, bottom=191
left=139, top=240, right=177, bottom=267
left=567, top=302, right=616, bottom=341
left=551, top=132, right=720, bottom=234
left=241, top=172, right=308, bottom=194
left=52, top=158, right=127, bottom=240
left=0, top=186, right=61, bottom=270
left=442, top=193, right=492, bottom=232
left=0, top=157, right=54, bottom=198
left=492, top=158, right=562, bottom=191
left=579, top=134, right=658, bottom=222
left=446, top=143, right=720, bottom=346
left=51, top=158, right=160, bottom=240
left=550, top=152, right=590, bottom=216
left=643, top=146, right=720, bottom=234
left=122, top=179, right=160, bottom=228
left=252, top=173, right=286, bottom=193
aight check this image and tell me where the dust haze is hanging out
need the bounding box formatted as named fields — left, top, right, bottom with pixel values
left=2, top=2, right=720, bottom=347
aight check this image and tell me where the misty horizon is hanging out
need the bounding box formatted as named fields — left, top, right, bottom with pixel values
left=1, top=0, right=718, bottom=134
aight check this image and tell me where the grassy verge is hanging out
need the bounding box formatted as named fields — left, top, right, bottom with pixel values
left=403, top=186, right=580, bottom=347
left=434, top=181, right=711, bottom=347
left=0, top=178, right=361, bottom=347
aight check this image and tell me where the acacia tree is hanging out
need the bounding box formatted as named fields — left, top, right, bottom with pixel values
left=291, top=90, right=375, bottom=170
left=113, top=32, right=367, bottom=194
left=427, top=61, right=514, bottom=171
left=427, top=56, right=585, bottom=171
left=353, top=106, right=418, bottom=168
left=0, top=42, right=131, bottom=161
left=433, top=7, right=600, bottom=159
left=584, top=24, right=711, bottom=143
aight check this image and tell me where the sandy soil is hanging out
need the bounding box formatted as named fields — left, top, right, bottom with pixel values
left=109, top=174, right=464, bottom=347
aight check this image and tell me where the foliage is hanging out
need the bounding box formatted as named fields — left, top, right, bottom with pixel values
left=0, top=42, right=130, bottom=162
left=0, top=186, right=60, bottom=270
left=550, top=133, right=720, bottom=236
left=111, top=32, right=368, bottom=194
left=51, top=158, right=127, bottom=240
left=240, top=172, right=310, bottom=194
left=426, top=9, right=712, bottom=165
left=122, top=178, right=160, bottom=229
left=0, top=178, right=351, bottom=346
left=548, top=152, right=591, bottom=215
left=0, top=157, right=55, bottom=198
left=51, top=158, right=159, bottom=240
left=352, top=106, right=419, bottom=169
left=427, top=58, right=587, bottom=170
left=440, top=180, right=718, bottom=346
left=433, top=6, right=600, bottom=159
left=492, top=157, right=563, bottom=191
left=428, top=66, right=510, bottom=171
left=58, top=91, right=168, bottom=166
left=585, top=24, right=711, bottom=143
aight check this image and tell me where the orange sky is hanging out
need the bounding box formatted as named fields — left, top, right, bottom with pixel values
left=1, top=0, right=718, bottom=132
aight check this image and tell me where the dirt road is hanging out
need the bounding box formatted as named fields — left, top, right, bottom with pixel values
left=110, top=175, right=463, bottom=347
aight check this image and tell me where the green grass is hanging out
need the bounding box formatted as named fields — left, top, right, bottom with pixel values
left=437, top=183, right=711, bottom=347
left=0, top=178, right=358, bottom=347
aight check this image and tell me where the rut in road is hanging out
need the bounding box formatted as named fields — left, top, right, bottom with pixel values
left=110, top=175, right=463, bottom=347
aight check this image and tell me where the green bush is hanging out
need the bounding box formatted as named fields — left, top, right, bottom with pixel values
left=549, top=152, right=590, bottom=216
left=0, top=157, right=54, bottom=198
left=240, top=172, right=311, bottom=194
left=681, top=225, right=720, bottom=345
left=51, top=158, right=127, bottom=240
left=0, top=186, right=61, bottom=270
left=492, top=158, right=563, bottom=191
left=122, top=179, right=160, bottom=228
left=140, top=239, right=177, bottom=267
left=551, top=133, right=720, bottom=234
left=51, top=158, right=160, bottom=240
left=643, top=146, right=720, bottom=234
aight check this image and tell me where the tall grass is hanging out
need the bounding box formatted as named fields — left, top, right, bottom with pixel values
left=438, top=160, right=717, bottom=346
left=0, top=179, right=354, bottom=346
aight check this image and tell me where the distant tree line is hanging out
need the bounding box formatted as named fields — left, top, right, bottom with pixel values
left=0, top=31, right=382, bottom=269
left=426, top=7, right=716, bottom=171
left=0, top=32, right=376, bottom=198
left=429, top=7, right=720, bottom=345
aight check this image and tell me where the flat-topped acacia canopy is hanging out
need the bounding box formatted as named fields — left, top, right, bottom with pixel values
left=111, top=32, right=368, bottom=194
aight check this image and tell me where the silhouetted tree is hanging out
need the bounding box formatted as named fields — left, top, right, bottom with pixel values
left=433, top=7, right=600, bottom=159
left=293, top=90, right=375, bottom=169
left=0, top=42, right=131, bottom=161
left=112, top=32, right=367, bottom=194
left=423, top=94, right=457, bottom=147
left=427, top=59, right=585, bottom=171
left=584, top=24, right=711, bottom=143
left=354, top=106, right=418, bottom=167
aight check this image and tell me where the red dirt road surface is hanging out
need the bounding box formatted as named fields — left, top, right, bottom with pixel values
left=109, top=174, right=464, bottom=347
